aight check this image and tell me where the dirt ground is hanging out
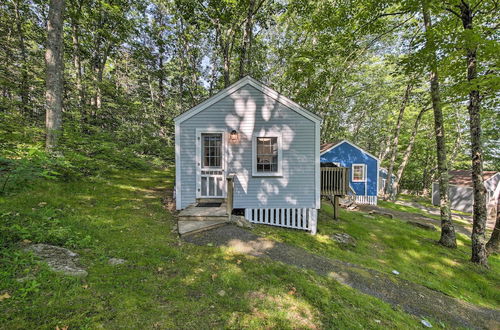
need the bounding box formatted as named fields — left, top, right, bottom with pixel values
left=184, top=225, right=500, bottom=329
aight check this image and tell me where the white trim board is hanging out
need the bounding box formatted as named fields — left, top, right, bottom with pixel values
left=315, top=120, right=320, bottom=209
left=174, top=76, right=322, bottom=125
left=175, top=123, right=181, bottom=210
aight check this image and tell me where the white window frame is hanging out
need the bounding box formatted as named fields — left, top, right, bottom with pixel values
left=252, top=133, right=283, bottom=177
left=352, top=164, right=366, bottom=182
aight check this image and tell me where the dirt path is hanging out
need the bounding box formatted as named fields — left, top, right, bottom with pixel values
left=184, top=225, right=500, bottom=329
left=358, top=204, right=473, bottom=236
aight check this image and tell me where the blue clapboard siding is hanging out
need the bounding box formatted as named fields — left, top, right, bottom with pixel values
left=320, top=141, right=378, bottom=197
left=178, top=84, right=317, bottom=209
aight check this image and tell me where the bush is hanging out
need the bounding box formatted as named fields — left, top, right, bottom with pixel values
left=0, top=145, right=75, bottom=194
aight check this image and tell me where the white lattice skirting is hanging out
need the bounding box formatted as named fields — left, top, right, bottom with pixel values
left=245, top=208, right=317, bottom=234
left=355, top=195, right=378, bottom=205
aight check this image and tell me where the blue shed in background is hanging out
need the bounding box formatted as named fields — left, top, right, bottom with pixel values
left=320, top=140, right=379, bottom=205
left=379, top=167, right=396, bottom=196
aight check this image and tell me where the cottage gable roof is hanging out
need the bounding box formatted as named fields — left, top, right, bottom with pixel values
left=320, top=139, right=379, bottom=162
left=173, top=76, right=322, bottom=124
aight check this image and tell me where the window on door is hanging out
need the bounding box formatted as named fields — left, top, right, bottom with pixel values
left=202, top=133, right=222, bottom=168
left=352, top=164, right=366, bottom=182
left=253, top=135, right=282, bottom=176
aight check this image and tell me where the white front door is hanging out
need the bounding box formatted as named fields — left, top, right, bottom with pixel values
left=196, top=131, right=225, bottom=198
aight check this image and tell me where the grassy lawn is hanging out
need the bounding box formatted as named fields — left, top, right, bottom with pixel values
left=253, top=203, right=500, bottom=310
left=1, top=169, right=423, bottom=329
left=378, top=200, right=473, bottom=229
left=397, top=194, right=473, bottom=217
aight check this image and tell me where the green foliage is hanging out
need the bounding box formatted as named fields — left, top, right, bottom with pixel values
left=0, top=145, right=72, bottom=194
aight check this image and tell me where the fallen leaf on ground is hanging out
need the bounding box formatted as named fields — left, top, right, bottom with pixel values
left=211, top=273, right=218, bottom=281
left=288, top=287, right=297, bottom=295
left=0, top=292, right=11, bottom=301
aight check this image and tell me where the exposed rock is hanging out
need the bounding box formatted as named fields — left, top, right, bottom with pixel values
left=331, top=233, right=356, bottom=246
left=421, top=319, right=432, bottom=328
left=25, top=244, right=87, bottom=277
left=407, top=221, right=437, bottom=231
left=231, top=215, right=253, bottom=229
left=368, top=210, right=394, bottom=219
left=392, top=270, right=400, bottom=275
left=108, top=258, right=127, bottom=265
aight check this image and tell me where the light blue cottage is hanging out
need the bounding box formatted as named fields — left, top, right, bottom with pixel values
left=174, top=76, right=322, bottom=233
left=320, top=140, right=379, bottom=205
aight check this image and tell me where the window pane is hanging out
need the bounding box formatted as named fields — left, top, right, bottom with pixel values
left=202, top=133, right=222, bottom=168
left=256, top=137, right=279, bottom=173
left=353, top=165, right=365, bottom=181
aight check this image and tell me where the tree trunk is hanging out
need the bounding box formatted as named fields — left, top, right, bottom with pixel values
left=222, top=42, right=231, bottom=87
left=71, top=18, right=85, bottom=122
left=45, top=0, right=65, bottom=151
left=458, top=1, right=488, bottom=265
left=384, top=83, right=412, bottom=200
left=392, top=107, right=429, bottom=198
left=239, top=0, right=256, bottom=78
left=486, top=193, right=500, bottom=255
left=14, top=0, right=30, bottom=117
left=378, top=136, right=392, bottom=164
left=422, top=1, right=456, bottom=248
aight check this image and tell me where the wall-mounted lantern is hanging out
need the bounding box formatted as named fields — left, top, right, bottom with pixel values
left=229, top=129, right=239, bottom=143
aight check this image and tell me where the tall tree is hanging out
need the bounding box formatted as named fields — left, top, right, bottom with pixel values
left=384, top=82, right=412, bottom=200
left=445, top=0, right=489, bottom=265
left=422, top=0, right=456, bottom=248
left=45, top=0, right=65, bottom=151
left=392, top=106, right=429, bottom=197
left=13, top=0, right=29, bottom=116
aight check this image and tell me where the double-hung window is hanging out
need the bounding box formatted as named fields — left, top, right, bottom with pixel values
left=352, top=164, right=366, bottom=182
left=252, top=134, right=282, bottom=176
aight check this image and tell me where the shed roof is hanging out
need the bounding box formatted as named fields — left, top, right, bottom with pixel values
left=448, top=170, right=498, bottom=187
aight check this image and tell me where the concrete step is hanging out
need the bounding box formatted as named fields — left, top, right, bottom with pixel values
left=196, top=198, right=225, bottom=204
left=179, top=215, right=228, bottom=222
left=178, top=220, right=228, bottom=236
left=178, top=205, right=228, bottom=221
